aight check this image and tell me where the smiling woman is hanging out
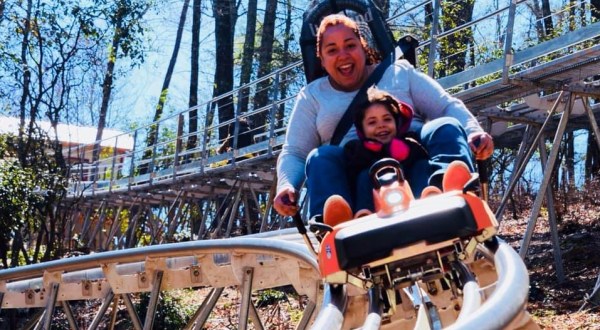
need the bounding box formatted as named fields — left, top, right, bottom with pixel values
left=272, top=11, right=494, bottom=222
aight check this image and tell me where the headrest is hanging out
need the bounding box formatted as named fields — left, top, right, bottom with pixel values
left=300, top=0, right=396, bottom=83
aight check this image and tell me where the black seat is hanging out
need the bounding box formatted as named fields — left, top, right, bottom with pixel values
left=334, top=194, right=480, bottom=270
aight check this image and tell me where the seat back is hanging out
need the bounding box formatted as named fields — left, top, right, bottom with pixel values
left=300, top=0, right=396, bottom=83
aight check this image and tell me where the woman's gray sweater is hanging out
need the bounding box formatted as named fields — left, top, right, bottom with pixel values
left=276, top=59, right=483, bottom=194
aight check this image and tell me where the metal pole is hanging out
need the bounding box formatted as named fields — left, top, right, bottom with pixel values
left=502, top=0, right=517, bottom=84
left=495, top=91, right=566, bottom=222
left=143, top=270, right=164, bottom=330
left=185, top=287, right=224, bottom=330
left=427, top=0, right=441, bottom=77
left=88, top=290, right=115, bottom=330
left=122, top=293, right=143, bottom=330
left=41, top=282, right=59, bottom=330
left=60, top=301, right=79, bottom=330
left=537, top=137, right=565, bottom=283
left=519, top=93, right=573, bottom=259
left=238, top=267, right=254, bottom=330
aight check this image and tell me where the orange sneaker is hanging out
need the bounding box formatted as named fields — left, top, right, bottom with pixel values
left=354, top=209, right=373, bottom=219
left=323, top=195, right=353, bottom=227
left=442, top=161, right=472, bottom=192
left=421, top=186, right=442, bottom=198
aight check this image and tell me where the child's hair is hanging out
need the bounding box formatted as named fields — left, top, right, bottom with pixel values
left=355, top=85, right=414, bottom=137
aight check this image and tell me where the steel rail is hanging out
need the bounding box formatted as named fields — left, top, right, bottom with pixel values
left=309, top=240, right=528, bottom=329
left=446, top=240, right=530, bottom=330
left=0, top=237, right=318, bottom=283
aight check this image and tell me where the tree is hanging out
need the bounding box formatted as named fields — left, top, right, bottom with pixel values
left=92, top=0, right=151, bottom=166
left=187, top=0, right=203, bottom=150
left=439, top=0, right=475, bottom=77
left=238, top=0, right=258, bottom=115
left=593, top=0, right=600, bottom=20
left=373, top=0, right=390, bottom=18
left=253, top=0, right=278, bottom=130
left=212, top=0, right=236, bottom=140
left=145, top=0, right=191, bottom=159
left=276, top=0, right=294, bottom=127
left=526, top=0, right=554, bottom=40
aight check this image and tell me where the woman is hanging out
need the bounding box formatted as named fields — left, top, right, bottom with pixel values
left=273, top=14, right=493, bottom=218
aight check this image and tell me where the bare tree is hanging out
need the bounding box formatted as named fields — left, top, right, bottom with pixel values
left=145, top=0, right=191, bottom=156
left=92, top=0, right=151, bottom=165
left=239, top=0, right=258, bottom=114
left=187, top=0, right=202, bottom=150
left=276, top=0, right=296, bottom=128
left=253, top=0, right=278, bottom=129
left=17, top=0, right=33, bottom=164
left=373, top=0, right=390, bottom=18
left=527, top=0, right=554, bottom=39
left=211, top=0, right=236, bottom=140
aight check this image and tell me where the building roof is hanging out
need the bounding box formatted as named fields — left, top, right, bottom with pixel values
left=0, top=116, right=134, bottom=150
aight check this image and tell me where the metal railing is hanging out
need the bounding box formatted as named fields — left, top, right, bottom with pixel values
left=64, top=0, right=600, bottom=198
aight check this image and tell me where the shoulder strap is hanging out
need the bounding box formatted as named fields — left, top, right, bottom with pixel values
left=330, top=55, right=395, bottom=146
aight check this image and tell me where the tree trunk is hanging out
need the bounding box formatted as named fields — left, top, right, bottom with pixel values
left=239, top=0, right=257, bottom=114
left=439, top=0, right=474, bottom=77
left=565, top=131, right=575, bottom=192
left=0, top=1, right=5, bottom=22
left=212, top=0, right=236, bottom=140
left=276, top=0, right=293, bottom=128
left=585, top=129, right=600, bottom=180
left=187, top=0, right=202, bottom=150
left=93, top=14, right=123, bottom=170
left=593, top=0, right=600, bottom=20
left=529, top=0, right=546, bottom=39
left=373, top=0, right=389, bottom=18
left=17, top=0, right=33, bottom=165
left=146, top=0, right=191, bottom=151
left=541, top=0, right=553, bottom=37
left=253, top=0, right=278, bottom=131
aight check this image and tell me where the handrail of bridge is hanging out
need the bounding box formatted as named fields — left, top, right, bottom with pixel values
left=64, top=1, right=599, bottom=199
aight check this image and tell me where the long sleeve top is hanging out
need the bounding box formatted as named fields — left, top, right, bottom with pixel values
left=276, top=59, right=483, bottom=193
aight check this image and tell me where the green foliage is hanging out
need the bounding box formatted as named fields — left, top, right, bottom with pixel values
left=255, top=288, right=286, bottom=307
left=0, top=132, right=68, bottom=266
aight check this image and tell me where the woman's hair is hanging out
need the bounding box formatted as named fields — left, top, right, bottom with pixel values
left=355, top=86, right=414, bottom=135
left=316, top=14, right=380, bottom=65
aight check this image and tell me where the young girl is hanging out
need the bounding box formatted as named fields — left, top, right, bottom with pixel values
left=344, top=86, right=428, bottom=177
left=323, top=85, right=429, bottom=225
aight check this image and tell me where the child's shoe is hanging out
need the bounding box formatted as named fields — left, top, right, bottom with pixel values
left=323, top=195, right=353, bottom=227
left=354, top=209, right=373, bottom=219
left=442, top=161, right=472, bottom=192
left=421, top=186, right=442, bottom=198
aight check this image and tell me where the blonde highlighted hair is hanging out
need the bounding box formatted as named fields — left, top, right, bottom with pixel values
left=315, top=14, right=381, bottom=65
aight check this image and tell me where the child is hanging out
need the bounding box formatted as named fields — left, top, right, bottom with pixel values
left=323, top=86, right=430, bottom=226
left=343, top=85, right=428, bottom=182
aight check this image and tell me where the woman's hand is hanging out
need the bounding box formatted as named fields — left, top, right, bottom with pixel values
left=468, top=132, right=494, bottom=160
left=273, top=186, right=299, bottom=216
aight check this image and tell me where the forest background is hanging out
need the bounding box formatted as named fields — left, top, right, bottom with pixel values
left=0, top=0, right=599, bottom=308
left=0, top=0, right=599, bottom=327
